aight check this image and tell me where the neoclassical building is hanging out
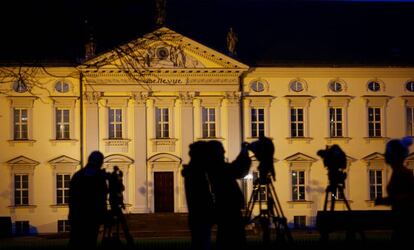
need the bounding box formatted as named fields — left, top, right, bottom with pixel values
left=1, top=27, right=414, bottom=234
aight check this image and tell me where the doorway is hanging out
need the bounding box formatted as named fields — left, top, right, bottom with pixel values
left=154, top=172, right=174, bottom=212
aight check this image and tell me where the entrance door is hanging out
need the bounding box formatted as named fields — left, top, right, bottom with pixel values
left=154, top=172, right=174, bottom=212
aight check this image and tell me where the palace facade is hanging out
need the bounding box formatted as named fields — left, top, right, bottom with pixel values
left=1, top=27, right=414, bottom=234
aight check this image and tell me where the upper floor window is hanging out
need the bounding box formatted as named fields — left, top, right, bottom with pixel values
left=367, top=81, right=381, bottom=92
left=251, top=108, right=265, bottom=138
left=290, top=108, right=304, bottom=137
left=14, top=108, right=28, bottom=140
left=329, top=108, right=343, bottom=137
left=56, top=109, right=70, bottom=139
left=55, top=81, right=70, bottom=93
left=156, top=108, right=170, bottom=138
left=202, top=107, right=216, bottom=138
left=406, top=81, right=414, bottom=92
left=289, top=80, right=304, bottom=92
left=250, top=80, right=265, bottom=92
left=13, top=79, right=28, bottom=93
left=329, top=81, right=343, bottom=92
left=291, top=170, right=306, bottom=201
left=108, top=108, right=122, bottom=139
left=368, top=107, right=382, bottom=137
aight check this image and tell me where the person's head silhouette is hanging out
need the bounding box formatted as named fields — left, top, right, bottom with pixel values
left=207, top=140, right=225, bottom=164
left=87, top=151, right=104, bottom=169
left=385, top=137, right=412, bottom=168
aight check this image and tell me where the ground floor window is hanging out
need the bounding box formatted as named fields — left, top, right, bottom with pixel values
left=14, top=221, right=29, bottom=235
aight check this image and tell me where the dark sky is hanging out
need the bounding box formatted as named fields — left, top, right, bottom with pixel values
left=1, top=0, right=414, bottom=66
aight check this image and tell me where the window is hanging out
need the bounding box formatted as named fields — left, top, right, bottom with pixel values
left=368, top=81, right=381, bottom=92
left=56, top=174, right=70, bottom=205
left=293, top=216, right=306, bottom=229
left=369, top=170, right=383, bottom=200
left=108, top=108, right=122, bottom=139
left=202, top=107, right=216, bottom=138
left=56, top=109, right=70, bottom=139
left=251, top=108, right=265, bottom=138
left=156, top=108, right=169, bottom=138
left=329, top=108, right=343, bottom=137
left=57, top=220, right=70, bottom=233
left=13, top=79, right=28, bottom=93
left=13, top=108, right=28, bottom=140
left=253, top=172, right=267, bottom=201
left=290, top=108, right=304, bottom=137
left=406, top=81, right=414, bottom=92
left=250, top=80, right=265, bottom=92
left=14, top=174, right=29, bottom=205
left=407, top=107, right=414, bottom=136
left=329, top=81, right=343, bottom=92
left=55, top=81, right=70, bottom=93
left=15, top=221, right=30, bottom=235
left=290, top=80, right=304, bottom=92
left=368, top=107, right=382, bottom=137
left=291, top=170, right=305, bottom=201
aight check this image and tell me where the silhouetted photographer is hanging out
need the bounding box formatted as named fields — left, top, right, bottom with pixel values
left=317, top=144, right=351, bottom=211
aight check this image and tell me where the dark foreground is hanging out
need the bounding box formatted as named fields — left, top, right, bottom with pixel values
left=0, top=230, right=393, bottom=250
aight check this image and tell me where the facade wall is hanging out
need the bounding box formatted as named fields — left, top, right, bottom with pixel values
left=1, top=65, right=414, bottom=233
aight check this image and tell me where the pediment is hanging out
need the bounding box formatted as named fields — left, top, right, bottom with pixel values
left=80, top=27, right=248, bottom=70
left=7, top=156, right=39, bottom=166
left=362, top=152, right=384, bottom=161
left=285, top=153, right=317, bottom=163
left=148, top=153, right=181, bottom=163
left=48, top=155, right=80, bottom=167
left=104, top=154, right=134, bottom=164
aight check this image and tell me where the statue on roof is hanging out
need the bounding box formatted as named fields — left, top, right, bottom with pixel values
left=155, top=0, right=167, bottom=27
left=226, top=27, right=238, bottom=56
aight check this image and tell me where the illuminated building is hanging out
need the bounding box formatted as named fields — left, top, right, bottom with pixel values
left=0, top=27, right=413, bottom=233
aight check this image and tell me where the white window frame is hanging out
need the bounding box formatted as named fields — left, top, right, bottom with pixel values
left=108, top=108, right=123, bottom=139
left=8, top=97, right=36, bottom=142
left=7, top=156, right=39, bottom=207
left=285, top=153, right=316, bottom=203
left=56, top=174, right=71, bottom=205
left=251, top=107, right=265, bottom=138
left=244, top=97, right=272, bottom=140
left=290, top=107, right=305, bottom=138
left=285, top=96, right=312, bottom=142
left=363, top=153, right=388, bottom=204
left=202, top=107, right=217, bottom=138
left=368, top=107, right=382, bottom=137
left=329, top=107, right=343, bottom=137
left=362, top=96, right=390, bottom=142
left=55, top=108, right=71, bottom=140
left=156, top=107, right=170, bottom=138
left=50, top=96, right=77, bottom=142
left=57, top=220, right=70, bottom=233
left=368, top=169, right=384, bottom=200
left=323, top=95, right=352, bottom=143
left=291, top=169, right=306, bottom=201
left=14, top=174, right=29, bottom=206
left=13, top=108, right=28, bottom=140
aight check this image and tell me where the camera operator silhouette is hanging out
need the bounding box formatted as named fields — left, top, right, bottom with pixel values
left=68, top=151, right=108, bottom=249
left=104, top=165, right=134, bottom=248
left=206, top=140, right=251, bottom=250
left=317, top=144, right=351, bottom=211
left=182, top=141, right=215, bottom=250
left=375, top=137, right=414, bottom=246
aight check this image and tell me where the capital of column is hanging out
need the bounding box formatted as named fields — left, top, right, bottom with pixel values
left=179, top=91, right=196, bottom=106
left=84, top=91, right=101, bottom=105
left=225, top=91, right=241, bottom=104
left=133, top=91, right=151, bottom=106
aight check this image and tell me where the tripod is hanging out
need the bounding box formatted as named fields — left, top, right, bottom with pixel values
left=245, top=175, right=294, bottom=247
left=103, top=205, right=134, bottom=249
left=323, top=180, right=351, bottom=212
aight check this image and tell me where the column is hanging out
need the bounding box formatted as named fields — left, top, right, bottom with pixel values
left=132, top=92, right=149, bottom=213
left=84, top=91, right=100, bottom=158
left=225, top=91, right=242, bottom=161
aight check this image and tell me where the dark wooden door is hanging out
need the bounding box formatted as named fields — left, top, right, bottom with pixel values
left=154, top=172, right=174, bottom=212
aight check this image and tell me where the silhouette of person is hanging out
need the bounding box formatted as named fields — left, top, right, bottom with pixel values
left=206, top=140, right=251, bottom=250
left=182, top=141, right=215, bottom=250
left=375, top=137, right=414, bottom=246
left=68, top=151, right=108, bottom=249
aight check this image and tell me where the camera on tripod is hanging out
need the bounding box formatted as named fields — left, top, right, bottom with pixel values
left=107, top=166, right=125, bottom=210
left=317, top=144, right=347, bottom=187
left=245, top=136, right=275, bottom=184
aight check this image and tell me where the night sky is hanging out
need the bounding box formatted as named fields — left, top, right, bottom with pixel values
left=1, top=0, right=413, bottom=66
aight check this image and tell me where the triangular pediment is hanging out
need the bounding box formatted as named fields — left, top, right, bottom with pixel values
left=7, top=156, right=39, bottom=166
left=81, top=27, right=248, bottom=70
left=48, top=155, right=80, bottom=167
left=104, top=154, right=134, bottom=164
left=362, top=152, right=384, bottom=161
left=285, top=153, right=317, bottom=163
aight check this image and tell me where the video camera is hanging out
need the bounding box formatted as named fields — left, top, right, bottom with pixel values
left=107, top=166, right=125, bottom=210
left=246, top=136, right=276, bottom=183
left=317, top=144, right=347, bottom=186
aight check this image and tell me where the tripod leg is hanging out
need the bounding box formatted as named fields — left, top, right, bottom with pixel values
left=330, top=192, right=336, bottom=211
left=338, top=187, right=352, bottom=211
left=117, top=212, right=134, bottom=248
left=323, top=189, right=329, bottom=211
